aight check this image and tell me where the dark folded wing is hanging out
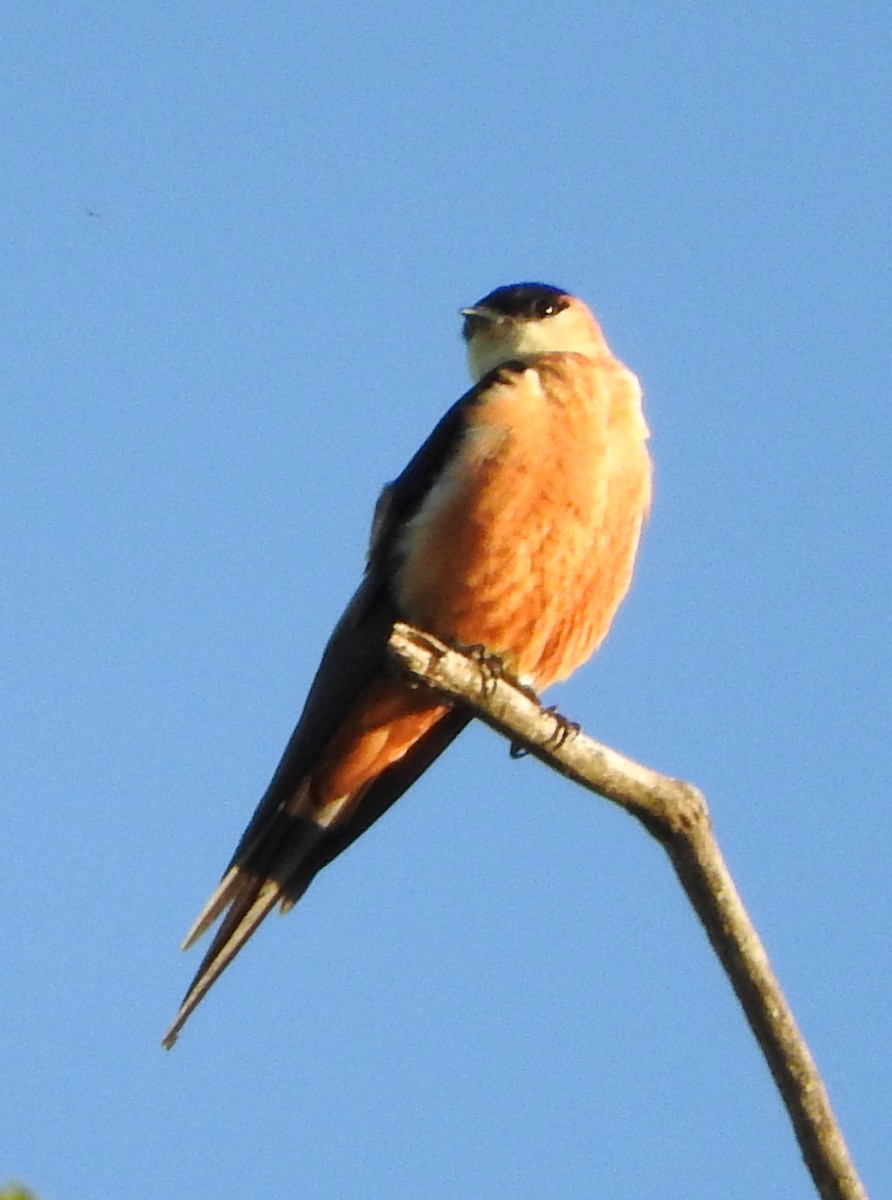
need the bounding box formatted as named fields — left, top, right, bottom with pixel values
left=163, top=382, right=486, bottom=1045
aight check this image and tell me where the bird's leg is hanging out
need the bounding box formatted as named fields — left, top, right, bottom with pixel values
left=510, top=704, right=579, bottom=760
left=456, top=642, right=510, bottom=699
left=453, top=641, right=577, bottom=758
left=461, top=645, right=544, bottom=708
left=543, top=705, right=580, bottom=750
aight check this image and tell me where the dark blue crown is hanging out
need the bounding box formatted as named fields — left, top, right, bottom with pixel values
left=462, top=283, right=570, bottom=339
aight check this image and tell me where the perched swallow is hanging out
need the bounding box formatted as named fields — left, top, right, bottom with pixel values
left=162, top=282, right=652, bottom=1046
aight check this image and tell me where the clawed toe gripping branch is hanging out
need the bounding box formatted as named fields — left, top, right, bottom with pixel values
left=387, top=621, right=868, bottom=1200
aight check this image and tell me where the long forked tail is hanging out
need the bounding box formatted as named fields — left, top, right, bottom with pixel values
left=162, top=813, right=328, bottom=1048
left=162, top=878, right=278, bottom=1048
left=162, top=706, right=471, bottom=1048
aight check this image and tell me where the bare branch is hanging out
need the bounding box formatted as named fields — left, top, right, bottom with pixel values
left=388, top=622, right=868, bottom=1200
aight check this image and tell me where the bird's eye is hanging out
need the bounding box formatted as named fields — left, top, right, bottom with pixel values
left=538, top=302, right=556, bottom=317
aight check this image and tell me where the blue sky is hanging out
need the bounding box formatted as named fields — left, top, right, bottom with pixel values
left=3, top=4, right=890, bottom=1198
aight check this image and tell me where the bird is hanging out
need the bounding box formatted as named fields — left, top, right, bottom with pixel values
left=162, top=282, right=652, bottom=1047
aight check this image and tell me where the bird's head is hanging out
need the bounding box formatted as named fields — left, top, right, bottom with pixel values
left=461, top=282, right=607, bottom=381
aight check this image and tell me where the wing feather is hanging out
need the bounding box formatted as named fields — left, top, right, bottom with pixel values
left=164, top=384, right=487, bottom=1045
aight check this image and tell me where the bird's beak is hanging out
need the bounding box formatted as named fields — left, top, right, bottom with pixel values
left=459, top=305, right=501, bottom=339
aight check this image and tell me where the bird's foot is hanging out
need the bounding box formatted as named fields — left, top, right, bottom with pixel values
left=510, top=706, right=578, bottom=760
left=457, top=642, right=511, bottom=698
left=542, top=705, right=580, bottom=750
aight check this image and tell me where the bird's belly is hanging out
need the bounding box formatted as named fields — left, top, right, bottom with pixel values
left=394, top=434, right=645, bottom=689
